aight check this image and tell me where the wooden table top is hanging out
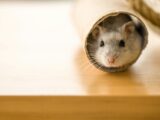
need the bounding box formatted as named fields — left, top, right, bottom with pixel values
left=0, top=1, right=160, bottom=96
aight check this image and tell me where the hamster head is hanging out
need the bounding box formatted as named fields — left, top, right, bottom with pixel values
left=90, top=21, right=142, bottom=69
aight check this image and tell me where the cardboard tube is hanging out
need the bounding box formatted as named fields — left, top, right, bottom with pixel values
left=73, top=0, right=148, bottom=72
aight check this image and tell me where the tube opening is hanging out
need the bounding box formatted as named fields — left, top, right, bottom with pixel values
left=86, top=12, right=148, bottom=72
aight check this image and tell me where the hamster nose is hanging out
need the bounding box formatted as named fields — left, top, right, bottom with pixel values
left=107, top=57, right=115, bottom=64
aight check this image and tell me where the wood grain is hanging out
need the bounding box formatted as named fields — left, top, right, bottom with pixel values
left=0, top=96, right=160, bottom=120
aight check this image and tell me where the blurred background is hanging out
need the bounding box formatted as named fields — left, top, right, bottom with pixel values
left=0, top=0, right=85, bottom=95
left=1, top=0, right=160, bottom=96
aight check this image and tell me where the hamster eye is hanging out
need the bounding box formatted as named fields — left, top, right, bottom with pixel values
left=119, top=40, right=125, bottom=47
left=100, top=40, right=104, bottom=47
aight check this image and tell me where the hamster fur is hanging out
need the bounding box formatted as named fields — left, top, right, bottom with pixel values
left=87, top=20, right=143, bottom=72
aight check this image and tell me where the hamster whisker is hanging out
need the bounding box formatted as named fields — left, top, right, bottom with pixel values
left=83, top=62, right=94, bottom=71
left=90, top=56, right=103, bottom=68
left=79, top=60, right=91, bottom=68
left=89, top=56, right=96, bottom=61
left=97, top=64, right=103, bottom=70
left=89, top=59, right=99, bottom=67
left=90, top=59, right=103, bottom=71
left=89, top=55, right=97, bottom=61
left=86, top=59, right=99, bottom=72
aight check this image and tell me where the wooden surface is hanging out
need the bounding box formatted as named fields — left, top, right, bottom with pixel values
left=0, top=1, right=160, bottom=119
left=0, top=96, right=160, bottom=120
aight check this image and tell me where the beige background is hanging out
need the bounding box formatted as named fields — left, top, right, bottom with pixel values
left=0, top=1, right=160, bottom=96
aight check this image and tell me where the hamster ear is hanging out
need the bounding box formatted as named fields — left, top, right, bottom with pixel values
left=123, top=21, right=135, bottom=37
left=92, top=26, right=100, bottom=39
left=92, top=25, right=107, bottom=39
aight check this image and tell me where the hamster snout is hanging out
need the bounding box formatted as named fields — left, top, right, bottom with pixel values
left=107, top=57, right=115, bottom=64
left=107, top=55, right=118, bottom=64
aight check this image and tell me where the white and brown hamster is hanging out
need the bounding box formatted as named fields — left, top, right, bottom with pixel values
left=87, top=14, right=147, bottom=72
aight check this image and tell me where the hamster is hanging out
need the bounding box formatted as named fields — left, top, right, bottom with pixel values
left=99, top=13, right=132, bottom=31
left=87, top=20, right=144, bottom=72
